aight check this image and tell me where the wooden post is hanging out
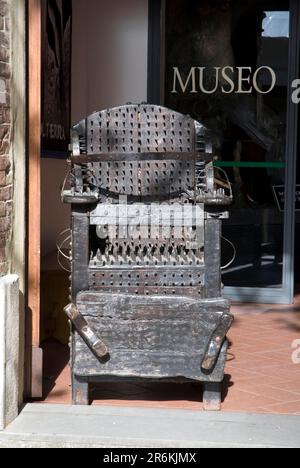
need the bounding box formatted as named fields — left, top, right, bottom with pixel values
left=27, top=0, right=43, bottom=398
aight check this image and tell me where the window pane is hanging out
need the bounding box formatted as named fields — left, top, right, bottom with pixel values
left=164, top=0, right=290, bottom=288
left=262, top=11, right=289, bottom=38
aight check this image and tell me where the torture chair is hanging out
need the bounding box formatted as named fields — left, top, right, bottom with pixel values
left=62, top=104, right=233, bottom=410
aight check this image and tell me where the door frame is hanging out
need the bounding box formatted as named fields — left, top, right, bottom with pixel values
left=27, top=0, right=43, bottom=398
left=148, top=0, right=299, bottom=304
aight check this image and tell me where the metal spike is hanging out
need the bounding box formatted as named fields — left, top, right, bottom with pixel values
left=100, top=254, right=105, bottom=264
left=188, top=250, right=194, bottom=264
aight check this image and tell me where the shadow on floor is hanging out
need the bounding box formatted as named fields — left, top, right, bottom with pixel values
left=41, top=339, right=70, bottom=400
left=89, top=382, right=207, bottom=405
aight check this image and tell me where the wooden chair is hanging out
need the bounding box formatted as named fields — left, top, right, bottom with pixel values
left=62, top=104, right=233, bottom=410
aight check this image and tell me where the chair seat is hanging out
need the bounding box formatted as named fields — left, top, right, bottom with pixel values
left=73, top=292, right=229, bottom=382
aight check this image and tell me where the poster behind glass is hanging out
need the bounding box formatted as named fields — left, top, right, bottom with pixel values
left=41, top=0, right=72, bottom=156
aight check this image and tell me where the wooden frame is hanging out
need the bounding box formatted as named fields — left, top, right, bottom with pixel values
left=64, top=104, right=233, bottom=409
left=27, top=0, right=43, bottom=398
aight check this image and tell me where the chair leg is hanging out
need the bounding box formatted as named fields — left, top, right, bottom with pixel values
left=72, top=375, right=89, bottom=405
left=203, top=382, right=222, bottom=411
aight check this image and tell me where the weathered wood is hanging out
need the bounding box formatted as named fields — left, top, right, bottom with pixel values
left=73, top=294, right=229, bottom=381
left=72, top=375, right=89, bottom=406
left=70, top=207, right=90, bottom=387
left=27, top=0, right=43, bottom=399
left=203, top=382, right=222, bottom=411
left=74, top=341, right=228, bottom=383
left=62, top=193, right=98, bottom=205
left=76, top=293, right=229, bottom=318
left=63, top=105, right=233, bottom=409
left=71, top=208, right=90, bottom=301
left=204, top=219, right=222, bottom=298
left=71, top=152, right=209, bottom=163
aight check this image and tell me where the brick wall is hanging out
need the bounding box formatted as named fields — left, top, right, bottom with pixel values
left=0, top=0, right=11, bottom=277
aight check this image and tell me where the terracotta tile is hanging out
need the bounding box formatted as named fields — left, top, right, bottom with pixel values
left=253, top=365, right=300, bottom=380
left=225, top=366, right=262, bottom=381
left=272, top=380, right=300, bottom=393
left=231, top=345, right=270, bottom=354
left=230, top=355, right=284, bottom=369
left=233, top=383, right=300, bottom=402
left=260, top=401, right=300, bottom=415
left=221, top=389, right=281, bottom=410
left=259, top=375, right=295, bottom=387
left=230, top=374, right=288, bottom=388
left=253, top=349, right=294, bottom=358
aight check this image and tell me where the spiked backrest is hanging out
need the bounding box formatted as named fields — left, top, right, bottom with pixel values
left=71, top=104, right=211, bottom=202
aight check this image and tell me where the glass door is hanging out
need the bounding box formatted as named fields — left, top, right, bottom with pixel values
left=157, top=0, right=299, bottom=304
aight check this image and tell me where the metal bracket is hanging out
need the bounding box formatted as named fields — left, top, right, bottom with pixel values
left=62, top=190, right=99, bottom=205
left=205, top=211, right=229, bottom=219
left=71, top=130, right=80, bottom=156
left=201, top=312, right=234, bottom=371
left=64, top=303, right=109, bottom=359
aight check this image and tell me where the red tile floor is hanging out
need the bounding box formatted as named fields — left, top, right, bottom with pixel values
left=38, top=294, right=300, bottom=415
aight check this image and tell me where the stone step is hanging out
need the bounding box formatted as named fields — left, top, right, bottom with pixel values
left=0, top=404, right=299, bottom=448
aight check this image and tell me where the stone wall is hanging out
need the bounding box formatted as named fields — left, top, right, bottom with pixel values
left=0, top=0, right=25, bottom=429
left=0, top=0, right=11, bottom=277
